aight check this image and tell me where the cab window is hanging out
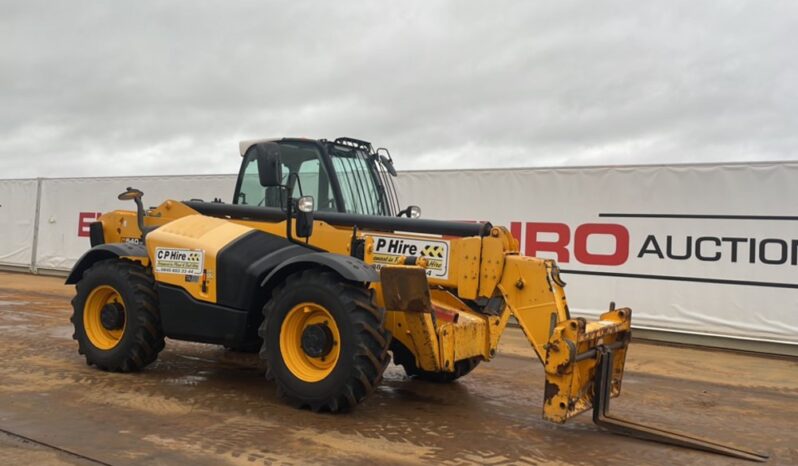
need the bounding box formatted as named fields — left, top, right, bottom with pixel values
left=236, top=143, right=335, bottom=211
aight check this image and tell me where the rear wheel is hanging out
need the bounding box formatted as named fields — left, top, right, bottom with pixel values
left=70, top=259, right=165, bottom=372
left=392, top=340, right=481, bottom=383
left=259, top=269, right=391, bottom=412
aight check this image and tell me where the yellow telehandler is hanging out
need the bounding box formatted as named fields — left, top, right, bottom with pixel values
left=66, top=137, right=766, bottom=461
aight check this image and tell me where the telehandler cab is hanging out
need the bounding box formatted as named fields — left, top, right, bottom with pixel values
left=67, top=137, right=766, bottom=461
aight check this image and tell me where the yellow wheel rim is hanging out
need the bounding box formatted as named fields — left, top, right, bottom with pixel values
left=279, top=302, right=341, bottom=383
left=83, top=285, right=126, bottom=350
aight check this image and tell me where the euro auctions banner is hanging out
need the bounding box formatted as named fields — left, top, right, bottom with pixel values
left=395, top=162, right=798, bottom=344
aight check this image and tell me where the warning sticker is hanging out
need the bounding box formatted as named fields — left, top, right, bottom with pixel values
left=371, top=235, right=450, bottom=279
left=154, top=248, right=205, bottom=276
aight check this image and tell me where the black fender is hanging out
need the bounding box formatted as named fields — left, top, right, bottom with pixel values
left=65, top=242, right=148, bottom=284
left=260, top=252, right=379, bottom=291
left=215, top=230, right=379, bottom=312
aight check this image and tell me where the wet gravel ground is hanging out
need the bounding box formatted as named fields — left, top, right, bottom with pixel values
left=0, top=271, right=796, bottom=465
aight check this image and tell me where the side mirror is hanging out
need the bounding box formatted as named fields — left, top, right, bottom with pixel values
left=117, top=187, right=143, bottom=201
left=379, top=154, right=397, bottom=176
left=295, top=195, right=315, bottom=238
left=254, top=143, right=283, bottom=187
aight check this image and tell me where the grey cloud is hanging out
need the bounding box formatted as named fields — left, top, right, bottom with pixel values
left=1, top=1, right=796, bottom=178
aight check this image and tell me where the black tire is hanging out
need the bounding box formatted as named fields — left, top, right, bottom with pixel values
left=391, top=340, right=481, bottom=383
left=259, top=269, right=391, bottom=412
left=70, top=258, right=165, bottom=372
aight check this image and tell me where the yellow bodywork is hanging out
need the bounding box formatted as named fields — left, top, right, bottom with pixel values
left=98, top=199, right=632, bottom=423
left=145, top=215, right=252, bottom=302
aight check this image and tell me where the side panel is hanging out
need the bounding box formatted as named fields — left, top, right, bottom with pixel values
left=146, top=216, right=321, bottom=345
left=145, top=215, right=252, bottom=303
left=0, top=178, right=38, bottom=269
left=216, top=231, right=307, bottom=310
left=157, top=283, right=250, bottom=345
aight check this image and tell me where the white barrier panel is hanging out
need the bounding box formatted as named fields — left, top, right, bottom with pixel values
left=395, top=162, right=798, bottom=344
left=0, top=179, right=39, bottom=268
left=35, top=175, right=235, bottom=271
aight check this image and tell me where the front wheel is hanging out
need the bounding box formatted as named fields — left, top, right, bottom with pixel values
left=70, top=259, right=165, bottom=372
left=259, top=269, right=391, bottom=412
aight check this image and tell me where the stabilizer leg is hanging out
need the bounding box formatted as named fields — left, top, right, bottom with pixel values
left=592, top=349, right=768, bottom=462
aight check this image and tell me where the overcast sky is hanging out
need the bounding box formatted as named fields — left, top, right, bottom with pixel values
left=1, top=1, right=796, bottom=178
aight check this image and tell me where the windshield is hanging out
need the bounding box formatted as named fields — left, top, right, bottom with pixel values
left=328, top=145, right=393, bottom=216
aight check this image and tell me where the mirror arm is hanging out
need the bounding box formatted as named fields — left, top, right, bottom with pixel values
left=118, top=187, right=151, bottom=242
left=284, top=189, right=295, bottom=244
left=133, top=197, right=148, bottom=241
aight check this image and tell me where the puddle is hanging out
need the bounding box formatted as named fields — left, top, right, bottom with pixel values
left=162, top=375, right=208, bottom=386
left=48, top=325, right=74, bottom=340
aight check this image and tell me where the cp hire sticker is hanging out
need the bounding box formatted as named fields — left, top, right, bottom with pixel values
left=154, top=248, right=204, bottom=276
left=371, top=235, right=450, bottom=279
